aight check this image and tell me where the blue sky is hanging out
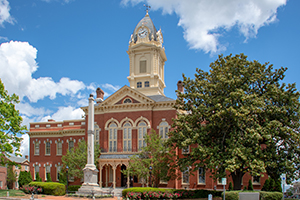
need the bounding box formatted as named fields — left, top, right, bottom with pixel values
left=0, top=0, right=299, bottom=157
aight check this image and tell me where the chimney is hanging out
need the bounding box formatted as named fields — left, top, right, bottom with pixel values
left=25, top=155, right=28, bottom=160
left=177, top=80, right=184, bottom=93
left=96, top=88, right=104, bottom=103
left=48, top=119, right=55, bottom=122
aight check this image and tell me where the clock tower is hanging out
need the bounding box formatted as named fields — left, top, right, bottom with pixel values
left=127, top=11, right=167, bottom=96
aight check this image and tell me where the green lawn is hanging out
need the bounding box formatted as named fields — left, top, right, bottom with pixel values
left=0, top=189, right=26, bottom=197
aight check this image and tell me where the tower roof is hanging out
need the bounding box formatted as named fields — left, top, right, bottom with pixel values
left=133, top=13, right=157, bottom=43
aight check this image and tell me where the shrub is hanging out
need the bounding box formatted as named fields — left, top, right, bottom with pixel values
left=68, top=185, right=81, bottom=192
left=248, top=179, right=254, bottom=191
left=18, top=171, right=32, bottom=188
left=122, top=187, right=171, bottom=198
left=262, top=179, right=270, bottom=191
left=21, top=185, right=42, bottom=194
left=260, top=191, right=283, bottom=200
left=228, top=182, right=233, bottom=191
left=46, top=174, right=52, bottom=182
left=223, top=191, right=239, bottom=200
left=35, top=173, right=42, bottom=182
left=29, top=182, right=65, bottom=196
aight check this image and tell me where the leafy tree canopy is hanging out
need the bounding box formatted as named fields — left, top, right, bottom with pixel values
left=61, top=139, right=101, bottom=181
left=123, top=130, right=176, bottom=187
left=168, top=54, right=300, bottom=190
left=0, top=79, right=27, bottom=165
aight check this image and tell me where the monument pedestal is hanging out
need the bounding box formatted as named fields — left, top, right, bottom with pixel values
left=76, top=165, right=102, bottom=195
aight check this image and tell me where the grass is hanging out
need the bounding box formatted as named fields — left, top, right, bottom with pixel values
left=0, top=189, right=26, bottom=197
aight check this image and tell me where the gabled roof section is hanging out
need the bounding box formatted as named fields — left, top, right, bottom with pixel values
left=7, top=155, right=29, bottom=164
left=99, top=85, right=155, bottom=107
left=147, top=95, right=175, bottom=102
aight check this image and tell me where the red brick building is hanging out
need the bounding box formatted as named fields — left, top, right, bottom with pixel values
left=28, top=12, right=267, bottom=190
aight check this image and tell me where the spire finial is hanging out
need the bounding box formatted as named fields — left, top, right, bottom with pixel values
left=144, top=4, right=151, bottom=16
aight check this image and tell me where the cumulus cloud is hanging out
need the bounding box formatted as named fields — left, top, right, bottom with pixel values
left=122, top=0, right=287, bottom=53
left=20, top=134, right=29, bottom=158
left=0, top=41, right=86, bottom=102
left=40, top=106, right=84, bottom=122
left=0, top=0, right=14, bottom=26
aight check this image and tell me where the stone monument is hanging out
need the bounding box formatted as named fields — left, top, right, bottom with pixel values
left=77, top=94, right=102, bottom=195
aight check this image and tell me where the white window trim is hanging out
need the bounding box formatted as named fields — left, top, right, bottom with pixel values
left=182, top=167, right=190, bottom=185
left=252, top=176, right=261, bottom=185
left=33, top=140, right=41, bottom=156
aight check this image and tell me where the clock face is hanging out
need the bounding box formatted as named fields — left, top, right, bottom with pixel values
left=138, top=28, right=148, bottom=38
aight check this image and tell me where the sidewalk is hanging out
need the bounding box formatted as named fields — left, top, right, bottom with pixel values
left=0, top=194, right=122, bottom=200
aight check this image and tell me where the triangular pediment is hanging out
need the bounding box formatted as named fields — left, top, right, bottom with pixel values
left=98, top=85, right=155, bottom=107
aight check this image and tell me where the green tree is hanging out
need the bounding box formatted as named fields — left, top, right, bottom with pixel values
left=18, top=171, right=32, bottom=188
left=6, top=165, right=16, bottom=189
left=248, top=179, right=253, bottom=191
left=168, top=54, right=300, bottom=190
left=46, top=173, right=52, bottom=182
left=0, top=79, right=27, bottom=165
left=262, top=178, right=270, bottom=191
left=228, top=182, right=233, bottom=191
left=123, top=130, right=175, bottom=187
left=35, top=172, right=42, bottom=182
left=61, top=139, right=101, bottom=182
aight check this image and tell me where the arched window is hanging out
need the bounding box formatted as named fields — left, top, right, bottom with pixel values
left=138, top=121, right=147, bottom=150
left=95, top=124, right=100, bottom=145
left=137, top=82, right=142, bottom=88
left=144, top=81, right=149, bottom=87
left=158, top=121, right=169, bottom=141
left=109, top=122, right=117, bottom=152
left=123, top=122, right=132, bottom=152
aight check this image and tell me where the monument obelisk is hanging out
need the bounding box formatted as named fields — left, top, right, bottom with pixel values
left=77, top=94, right=101, bottom=195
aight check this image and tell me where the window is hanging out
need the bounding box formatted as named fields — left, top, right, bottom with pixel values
left=198, top=167, right=205, bottom=184
left=140, top=60, right=146, bottom=73
left=145, top=81, right=149, bottom=87
left=25, top=166, right=28, bottom=171
left=34, top=142, right=40, bottom=155
left=123, top=98, right=132, bottom=103
left=45, top=165, right=51, bottom=181
left=69, top=122, right=74, bottom=126
left=109, top=122, right=117, bottom=152
left=15, top=181, right=18, bottom=189
left=158, top=121, right=169, bottom=141
left=95, top=124, right=100, bottom=145
left=57, top=124, right=62, bottom=127
left=57, top=141, right=62, bottom=155
left=182, top=167, right=189, bottom=184
left=57, top=165, right=61, bottom=181
left=45, top=141, right=51, bottom=155
left=0, top=181, right=2, bottom=188
left=46, top=124, right=50, bottom=128
left=182, top=146, right=190, bottom=154
left=138, top=121, right=147, bottom=150
left=68, top=140, right=74, bottom=151
left=81, top=122, right=85, bottom=125
left=253, top=176, right=260, bottom=184
left=123, top=122, right=132, bottom=152
left=137, top=82, right=142, bottom=88
left=35, top=125, right=39, bottom=128
left=34, top=165, right=39, bottom=180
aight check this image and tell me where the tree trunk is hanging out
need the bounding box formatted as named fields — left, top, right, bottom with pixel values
left=231, top=169, right=244, bottom=190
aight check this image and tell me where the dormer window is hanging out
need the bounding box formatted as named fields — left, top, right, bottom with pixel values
left=145, top=81, right=149, bottom=87
left=123, top=98, right=132, bottom=103
left=137, top=82, right=142, bottom=88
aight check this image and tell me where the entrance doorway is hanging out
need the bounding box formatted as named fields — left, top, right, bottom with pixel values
left=121, top=165, right=127, bottom=187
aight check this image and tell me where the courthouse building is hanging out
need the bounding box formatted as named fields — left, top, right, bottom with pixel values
left=28, top=12, right=266, bottom=190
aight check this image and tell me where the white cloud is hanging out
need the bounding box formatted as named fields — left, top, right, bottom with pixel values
left=40, top=106, right=84, bottom=122
left=0, top=0, right=14, bottom=26
left=16, top=102, right=51, bottom=117
left=0, top=41, right=86, bottom=102
left=101, top=83, right=120, bottom=92
left=20, top=134, right=29, bottom=158
left=122, top=0, right=287, bottom=53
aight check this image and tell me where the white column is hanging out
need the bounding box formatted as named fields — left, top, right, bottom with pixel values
left=106, top=166, right=108, bottom=187
left=112, top=165, right=116, bottom=189
left=87, top=94, right=94, bottom=166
